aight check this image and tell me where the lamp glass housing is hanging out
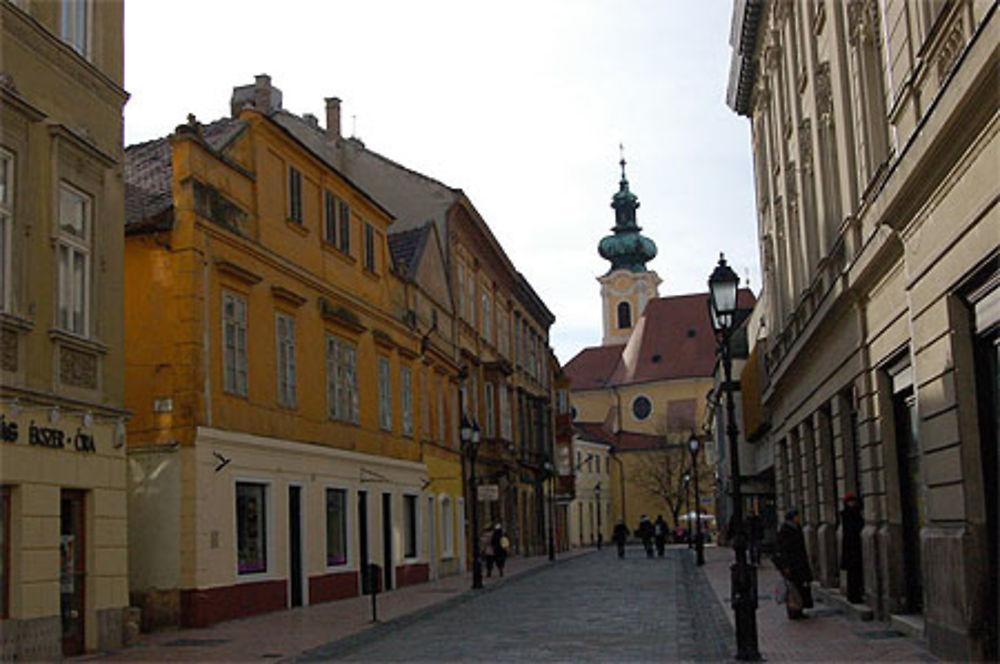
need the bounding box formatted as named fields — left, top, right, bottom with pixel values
left=708, top=253, right=739, bottom=329
left=689, top=435, right=700, bottom=454
left=460, top=415, right=472, bottom=443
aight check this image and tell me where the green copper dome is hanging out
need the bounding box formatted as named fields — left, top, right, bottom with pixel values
left=598, top=155, right=657, bottom=273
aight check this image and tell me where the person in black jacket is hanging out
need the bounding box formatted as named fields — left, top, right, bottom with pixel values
left=653, top=515, right=668, bottom=557
left=636, top=515, right=655, bottom=558
left=775, top=509, right=813, bottom=619
left=612, top=520, right=630, bottom=558
left=840, top=494, right=865, bottom=604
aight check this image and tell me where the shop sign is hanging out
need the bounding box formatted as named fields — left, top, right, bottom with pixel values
left=0, top=415, right=96, bottom=453
left=477, top=484, right=499, bottom=502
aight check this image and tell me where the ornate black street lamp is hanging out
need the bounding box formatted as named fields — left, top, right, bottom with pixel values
left=544, top=460, right=556, bottom=561
left=709, top=253, right=760, bottom=661
left=689, top=433, right=705, bottom=566
left=683, top=472, right=692, bottom=548
left=462, top=416, right=484, bottom=590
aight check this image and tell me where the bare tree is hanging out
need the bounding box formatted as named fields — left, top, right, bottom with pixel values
left=632, top=434, right=714, bottom=529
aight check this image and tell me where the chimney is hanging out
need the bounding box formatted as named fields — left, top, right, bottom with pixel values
left=230, top=74, right=283, bottom=117
left=302, top=113, right=320, bottom=129
left=325, top=97, right=341, bottom=140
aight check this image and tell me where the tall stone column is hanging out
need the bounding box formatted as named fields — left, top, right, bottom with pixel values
left=815, top=407, right=840, bottom=588
left=798, top=420, right=821, bottom=580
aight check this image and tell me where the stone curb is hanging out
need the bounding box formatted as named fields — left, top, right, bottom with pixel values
left=292, top=550, right=596, bottom=662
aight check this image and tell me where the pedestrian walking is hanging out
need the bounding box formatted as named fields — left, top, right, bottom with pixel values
left=612, top=520, right=629, bottom=558
left=481, top=527, right=496, bottom=577
left=654, top=515, right=667, bottom=557
left=840, top=494, right=865, bottom=604
left=636, top=514, right=655, bottom=558
left=491, top=524, right=509, bottom=577
left=774, top=509, right=814, bottom=619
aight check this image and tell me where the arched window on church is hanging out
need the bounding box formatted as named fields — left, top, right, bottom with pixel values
left=617, top=301, right=631, bottom=329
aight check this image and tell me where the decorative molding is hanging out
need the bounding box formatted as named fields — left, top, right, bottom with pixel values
left=48, top=328, right=109, bottom=356
left=214, top=258, right=262, bottom=286
left=372, top=328, right=396, bottom=350
left=935, top=19, right=966, bottom=83
left=60, top=346, right=98, bottom=389
left=1, top=327, right=17, bottom=372
left=815, top=62, right=833, bottom=119
left=270, top=285, right=307, bottom=308
left=798, top=119, right=814, bottom=174
left=319, top=297, right=367, bottom=334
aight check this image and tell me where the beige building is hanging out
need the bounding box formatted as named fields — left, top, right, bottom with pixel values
left=567, top=438, right=611, bottom=546
left=727, top=0, right=998, bottom=658
left=0, top=0, right=130, bottom=658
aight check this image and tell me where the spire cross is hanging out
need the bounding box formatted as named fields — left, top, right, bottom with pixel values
left=619, top=142, right=627, bottom=179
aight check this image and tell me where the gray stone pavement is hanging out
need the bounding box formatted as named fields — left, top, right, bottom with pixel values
left=301, top=546, right=731, bottom=662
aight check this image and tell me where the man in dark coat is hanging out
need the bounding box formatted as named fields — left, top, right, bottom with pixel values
left=490, top=524, right=508, bottom=577
left=612, top=520, right=629, bottom=558
left=654, top=515, right=668, bottom=557
left=636, top=515, right=655, bottom=558
left=840, top=494, right=865, bottom=603
left=775, top=509, right=813, bottom=619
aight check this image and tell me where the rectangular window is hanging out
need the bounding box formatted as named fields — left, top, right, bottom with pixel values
left=401, top=365, right=413, bottom=437
left=456, top=263, right=466, bottom=320
left=482, top=291, right=492, bottom=343
left=499, top=386, right=512, bottom=441
left=484, top=382, right=495, bottom=438
left=403, top=495, right=418, bottom=558
left=440, top=496, right=454, bottom=557
left=514, top=315, right=521, bottom=366
left=437, top=376, right=446, bottom=442
left=58, top=184, right=90, bottom=336
left=1, top=486, right=9, bottom=618
left=378, top=356, right=392, bottom=430
left=324, top=190, right=338, bottom=245
left=276, top=314, right=297, bottom=407
left=326, top=335, right=359, bottom=424
left=60, top=0, right=89, bottom=57
left=338, top=201, right=351, bottom=253
left=420, top=371, right=430, bottom=438
left=288, top=166, right=303, bottom=223
left=497, top=310, right=507, bottom=357
left=467, top=274, right=476, bottom=328
left=469, top=372, right=479, bottom=423
left=364, top=223, right=376, bottom=272
left=0, top=150, right=12, bottom=313
left=236, top=482, right=267, bottom=574
left=325, top=488, right=348, bottom=566
left=222, top=292, right=248, bottom=396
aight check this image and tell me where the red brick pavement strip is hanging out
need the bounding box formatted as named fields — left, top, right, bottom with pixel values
left=699, top=545, right=938, bottom=662
left=77, top=550, right=593, bottom=663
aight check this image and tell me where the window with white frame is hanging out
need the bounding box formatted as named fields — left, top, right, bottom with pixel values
left=401, top=365, right=413, bottom=437
left=323, top=190, right=338, bottom=245
left=0, top=150, right=12, bottom=313
left=482, top=290, right=492, bottom=343
left=57, top=183, right=90, bottom=336
left=288, top=165, right=303, bottom=223
left=378, top=356, right=392, bottom=430
left=499, top=386, right=512, bottom=441
left=420, top=370, right=430, bottom=438
left=222, top=292, right=248, bottom=396
left=403, top=494, right=418, bottom=558
left=60, top=0, right=89, bottom=57
left=338, top=200, right=351, bottom=254
left=236, top=482, right=267, bottom=574
left=437, top=376, right=446, bottom=442
left=276, top=314, right=297, bottom=407
left=484, top=382, right=495, bottom=438
left=326, top=335, right=359, bottom=424
left=325, top=488, right=348, bottom=566
left=440, top=495, right=454, bottom=557
left=364, top=223, right=376, bottom=272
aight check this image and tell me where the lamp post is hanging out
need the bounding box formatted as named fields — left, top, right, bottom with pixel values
left=683, top=472, right=692, bottom=548
left=594, top=482, right=603, bottom=549
left=462, top=416, right=484, bottom=590
left=709, top=253, right=759, bottom=660
left=689, top=434, right=705, bottom=566
left=544, top=460, right=556, bottom=561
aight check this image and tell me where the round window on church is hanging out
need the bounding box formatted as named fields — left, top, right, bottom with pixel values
left=632, top=396, right=652, bottom=421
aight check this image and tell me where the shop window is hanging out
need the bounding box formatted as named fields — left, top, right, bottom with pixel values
left=326, top=335, right=359, bottom=424
left=222, top=292, right=248, bottom=396
left=288, top=166, right=302, bottom=223
left=325, top=488, right=348, bottom=566
left=378, top=356, right=392, bottom=431
left=236, top=482, right=267, bottom=574
left=403, top=495, right=418, bottom=558
left=276, top=314, right=297, bottom=407
left=58, top=183, right=91, bottom=336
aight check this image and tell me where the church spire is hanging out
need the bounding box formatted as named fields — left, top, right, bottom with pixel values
left=598, top=146, right=657, bottom=273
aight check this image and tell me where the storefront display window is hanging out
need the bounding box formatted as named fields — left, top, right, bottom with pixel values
left=236, top=482, right=267, bottom=574
left=326, top=488, right=347, bottom=566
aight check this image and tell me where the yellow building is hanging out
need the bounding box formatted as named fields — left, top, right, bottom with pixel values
left=566, top=159, right=741, bottom=534
left=0, top=0, right=130, bottom=658
left=124, top=76, right=461, bottom=628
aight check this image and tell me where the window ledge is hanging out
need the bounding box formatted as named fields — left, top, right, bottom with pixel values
left=1, top=312, right=34, bottom=333
left=48, top=328, right=108, bottom=355
left=286, top=219, right=309, bottom=236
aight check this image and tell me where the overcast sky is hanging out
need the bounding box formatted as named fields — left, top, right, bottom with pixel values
left=125, top=0, right=759, bottom=364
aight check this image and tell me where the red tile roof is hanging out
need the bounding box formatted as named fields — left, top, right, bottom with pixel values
left=563, top=344, right=624, bottom=390
left=573, top=421, right=667, bottom=451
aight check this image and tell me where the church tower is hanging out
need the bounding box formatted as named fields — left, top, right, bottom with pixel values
left=597, top=152, right=661, bottom=346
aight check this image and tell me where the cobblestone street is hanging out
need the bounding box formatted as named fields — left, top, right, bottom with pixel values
left=301, top=547, right=731, bottom=662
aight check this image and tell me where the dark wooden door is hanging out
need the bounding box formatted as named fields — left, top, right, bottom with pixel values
left=288, top=486, right=302, bottom=607
left=60, top=490, right=86, bottom=657
left=382, top=493, right=392, bottom=591
left=358, top=491, right=370, bottom=594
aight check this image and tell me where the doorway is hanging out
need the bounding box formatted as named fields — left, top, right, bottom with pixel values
left=427, top=496, right=437, bottom=580
left=60, top=491, right=86, bottom=657
left=358, top=491, right=370, bottom=594
left=893, top=386, right=924, bottom=613
left=288, top=486, right=303, bottom=607
left=381, top=493, right=392, bottom=591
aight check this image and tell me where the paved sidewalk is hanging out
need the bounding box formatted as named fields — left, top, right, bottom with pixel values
left=82, top=549, right=592, bottom=662
left=698, top=545, right=938, bottom=662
